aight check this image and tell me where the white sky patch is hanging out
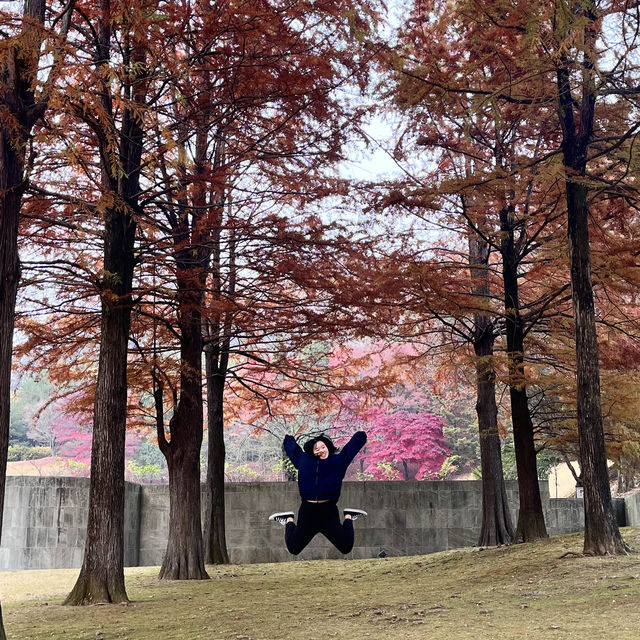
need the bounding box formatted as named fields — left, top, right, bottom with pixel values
left=339, top=116, right=405, bottom=180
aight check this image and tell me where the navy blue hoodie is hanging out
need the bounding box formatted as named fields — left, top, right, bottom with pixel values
left=283, top=432, right=367, bottom=502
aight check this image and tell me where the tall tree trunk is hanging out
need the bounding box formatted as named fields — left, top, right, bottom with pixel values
left=163, top=454, right=205, bottom=577
left=474, top=321, right=514, bottom=546
left=203, top=365, right=229, bottom=564
left=158, top=302, right=209, bottom=579
left=64, top=229, right=134, bottom=602
left=500, top=205, right=548, bottom=542
left=565, top=180, right=628, bottom=554
left=0, top=0, right=72, bottom=628
left=65, top=202, right=137, bottom=604
left=555, top=1, right=628, bottom=555
left=161, top=434, right=208, bottom=579
left=0, top=119, right=23, bottom=640
left=203, top=204, right=233, bottom=565
left=158, top=124, right=211, bottom=577
left=469, top=221, right=514, bottom=546
left=66, top=4, right=146, bottom=601
left=156, top=123, right=216, bottom=578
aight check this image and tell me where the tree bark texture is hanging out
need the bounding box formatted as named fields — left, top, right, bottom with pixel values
left=500, top=206, right=548, bottom=542
left=161, top=441, right=208, bottom=579
left=203, top=365, right=229, bottom=564
left=0, top=0, right=60, bottom=629
left=566, top=181, right=628, bottom=554
left=469, top=229, right=514, bottom=546
left=203, top=196, right=233, bottom=565
left=158, top=298, right=209, bottom=580
left=0, top=123, right=22, bottom=640
left=158, top=142, right=211, bottom=578
left=66, top=1, right=146, bottom=602
left=0, top=106, right=24, bottom=541
left=555, top=2, right=628, bottom=555
left=63, top=226, right=134, bottom=603
left=474, top=323, right=515, bottom=546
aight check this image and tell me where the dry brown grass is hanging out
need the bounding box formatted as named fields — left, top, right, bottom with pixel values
left=5, top=457, right=60, bottom=477
left=3, top=528, right=640, bottom=640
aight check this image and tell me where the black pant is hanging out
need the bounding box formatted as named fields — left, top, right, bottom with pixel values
left=285, top=501, right=354, bottom=555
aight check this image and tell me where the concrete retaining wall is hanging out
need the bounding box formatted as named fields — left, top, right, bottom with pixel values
left=0, top=477, right=140, bottom=571
left=221, top=480, right=591, bottom=564
left=624, top=491, right=640, bottom=526
left=1, top=477, right=626, bottom=570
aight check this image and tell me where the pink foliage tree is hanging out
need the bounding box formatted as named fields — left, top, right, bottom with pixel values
left=55, top=415, right=92, bottom=462
left=334, top=403, right=450, bottom=480
left=45, top=402, right=142, bottom=474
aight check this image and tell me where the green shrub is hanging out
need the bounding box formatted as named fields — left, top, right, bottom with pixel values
left=29, top=446, right=52, bottom=460
left=436, top=455, right=461, bottom=479
left=7, top=445, right=28, bottom=461
left=126, top=460, right=166, bottom=484
left=224, top=462, right=262, bottom=482
left=7, top=444, right=52, bottom=461
left=272, top=457, right=297, bottom=481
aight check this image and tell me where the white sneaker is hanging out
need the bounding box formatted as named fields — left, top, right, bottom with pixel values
left=268, top=511, right=294, bottom=526
left=344, top=508, right=367, bottom=521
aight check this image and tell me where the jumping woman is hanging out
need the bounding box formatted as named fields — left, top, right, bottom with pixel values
left=269, top=431, right=368, bottom=555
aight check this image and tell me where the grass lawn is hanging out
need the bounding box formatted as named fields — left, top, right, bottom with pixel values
left=2, top=528, right=640, bottom=640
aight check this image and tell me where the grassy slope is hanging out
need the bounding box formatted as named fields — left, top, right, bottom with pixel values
left=2, top=528, right=640, bottom=640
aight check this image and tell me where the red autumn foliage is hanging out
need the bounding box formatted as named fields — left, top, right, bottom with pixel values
left=336, top=405, right=449, bottom=481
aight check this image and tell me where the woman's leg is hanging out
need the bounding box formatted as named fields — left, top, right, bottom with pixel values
left=320, top=503, right=354, bottom=554
left=285, top=502, right=320, bottom=555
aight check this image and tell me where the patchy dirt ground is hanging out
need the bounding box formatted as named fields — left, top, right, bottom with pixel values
left=2, top=528, right=640, bottom=640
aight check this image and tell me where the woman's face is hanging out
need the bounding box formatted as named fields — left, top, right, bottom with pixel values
left=313, top=441, right=329, bottom=459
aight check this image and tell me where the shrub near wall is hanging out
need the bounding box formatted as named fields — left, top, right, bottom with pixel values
left=7, top=445, right=52, bottom=461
